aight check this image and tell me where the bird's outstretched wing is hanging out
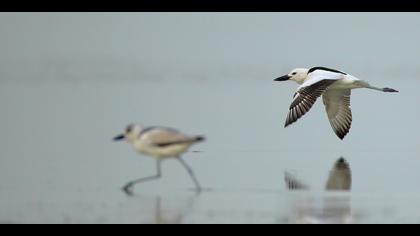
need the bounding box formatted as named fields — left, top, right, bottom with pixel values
left=322, top=89, right=352, bottom=140
left=285, top=79, right=337, bottom=127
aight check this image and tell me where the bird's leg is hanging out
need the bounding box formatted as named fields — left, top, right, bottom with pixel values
left=359, top=81, right=398, bottom=93
left=367, top=85, right=399, bottom=93
left=122, top=160, right=162, bottom=196
left=176, top=156, right=202, bottom=193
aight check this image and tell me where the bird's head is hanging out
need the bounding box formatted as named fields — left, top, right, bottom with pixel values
left=113, top=124, right=143, bottom=143
left=274, top=68, right=309, bottom=85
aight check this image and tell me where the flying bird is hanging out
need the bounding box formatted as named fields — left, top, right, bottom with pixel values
left=274, top=67, right=398, bottom=139
left=113, top=124, right=205, bottom=195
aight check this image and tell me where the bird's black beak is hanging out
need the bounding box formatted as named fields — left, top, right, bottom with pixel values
left=113, top=134, right=125, bottom=141
left=274, top=75, right=290, bottom=81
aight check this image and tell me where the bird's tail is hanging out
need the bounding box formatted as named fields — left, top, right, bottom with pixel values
left=194, top=136, right=206, bottom=142
left=189, top=136, right=206, bottom=154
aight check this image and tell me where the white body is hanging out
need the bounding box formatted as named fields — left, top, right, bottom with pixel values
left=297, top=69, right=364, bottom=90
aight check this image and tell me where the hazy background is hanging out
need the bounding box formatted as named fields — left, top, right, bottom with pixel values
left=0, top=13, right=419, bottom=223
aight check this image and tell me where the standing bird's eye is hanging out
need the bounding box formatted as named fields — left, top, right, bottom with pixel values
left=292, top=72, right=297, bottom=75
left=126, top=125, right=133, bottom=133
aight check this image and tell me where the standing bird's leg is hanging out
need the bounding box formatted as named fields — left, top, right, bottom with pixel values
left=122, top=160, right=162, bottom=196
left=176, top=156, right=202, bottom=193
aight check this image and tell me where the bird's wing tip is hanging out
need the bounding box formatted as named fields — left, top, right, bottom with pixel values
left=337, top=132, right=348, bottom=140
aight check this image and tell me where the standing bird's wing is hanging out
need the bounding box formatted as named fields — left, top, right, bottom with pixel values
left=285, top=79, right=338, bottom=127
left=322, top=89, right=352, bottom=140
left=141, top=128, right=204, bottom=147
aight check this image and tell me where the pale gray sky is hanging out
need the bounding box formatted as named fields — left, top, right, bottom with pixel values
left=0, top=12, right=419, bottom=83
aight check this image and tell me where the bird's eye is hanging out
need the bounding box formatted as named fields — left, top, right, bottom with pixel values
left=292, top=72, right=297, bottom=75
left=126, top=126, right=133, bottom=133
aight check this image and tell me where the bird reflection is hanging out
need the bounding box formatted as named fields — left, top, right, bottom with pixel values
left=326, top=157, right=351, bottom=191
left=142, top=194, right=199, bottom=224
left=284, top=157, right=353, bottom=224
left=284, top=171, right=309, bottom=190
left=285, top=157, right=352, bottom=191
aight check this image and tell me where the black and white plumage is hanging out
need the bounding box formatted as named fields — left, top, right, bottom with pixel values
left=275, top=67, right=398, bottom=140
left=285, top=79, right=337, bottom=128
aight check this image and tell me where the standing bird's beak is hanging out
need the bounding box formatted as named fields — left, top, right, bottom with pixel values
left=274, top=75, right=290, bottom=81
left=113, top=134, right=125, bottom=141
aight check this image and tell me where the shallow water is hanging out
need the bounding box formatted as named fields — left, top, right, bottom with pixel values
left=0, top=79, right=418, bottom=224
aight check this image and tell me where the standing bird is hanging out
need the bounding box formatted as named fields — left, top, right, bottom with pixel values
left=113, top=124, right=205, bottom=195
left=274, top=67, right=398, bottom=139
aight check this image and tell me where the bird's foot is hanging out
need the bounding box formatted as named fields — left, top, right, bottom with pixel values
left=122, top=183, right=135, bottom=196
left=383, top=88, right=399, bottom=92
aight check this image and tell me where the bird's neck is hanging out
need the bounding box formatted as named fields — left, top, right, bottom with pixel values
left=293, top=77, right=306, bottom=85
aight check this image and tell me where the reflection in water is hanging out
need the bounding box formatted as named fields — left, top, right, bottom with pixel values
left=326, top=157, right=352, bottom=191
left=284, top=157, right=352, bottom=191
left=286, top=194, right=352, bottom=224
left=142, top=193, right=200, bottom=224
left=285, top=157, right=353, bottom=224
left=284, top=171, right=308, bottom=190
